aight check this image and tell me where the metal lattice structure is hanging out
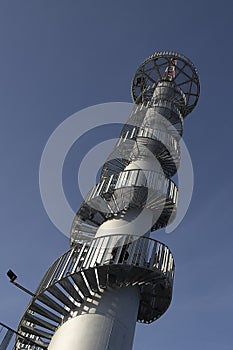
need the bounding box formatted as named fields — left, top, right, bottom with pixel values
left=14, top=51, right=200, bottom=350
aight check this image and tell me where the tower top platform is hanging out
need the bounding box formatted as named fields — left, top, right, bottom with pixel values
left=131, top=51, right=200, bottom=117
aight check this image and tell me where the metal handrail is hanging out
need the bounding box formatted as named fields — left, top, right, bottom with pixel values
left=0, top=322, right=46, bottom=350
left=36, top=234, right=175, bottom=294
left=86, top=168, right=177, bottom=205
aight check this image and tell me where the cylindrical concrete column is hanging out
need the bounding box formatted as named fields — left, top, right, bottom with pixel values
left=95, top=207, right=154, bottom=239
left=48, top=286, right=140, bottom=350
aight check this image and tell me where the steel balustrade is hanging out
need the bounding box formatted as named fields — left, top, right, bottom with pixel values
left=15, top=235, right=174, bottom=348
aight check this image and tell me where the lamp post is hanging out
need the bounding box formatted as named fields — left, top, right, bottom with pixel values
left=6, top=270, right=35, bottom=297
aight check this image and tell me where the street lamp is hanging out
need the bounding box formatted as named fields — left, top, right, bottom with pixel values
left=6, top=269, right=35, bottom=297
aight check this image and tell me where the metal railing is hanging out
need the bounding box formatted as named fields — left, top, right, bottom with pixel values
left=37, top=234, right=175, bottom=295
left=86, top=168, right=177, bottom=207
left=0, top=322, right=45, bottom=350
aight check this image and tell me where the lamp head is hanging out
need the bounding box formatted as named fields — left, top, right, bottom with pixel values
left=7, top=269, right=17, bottom=282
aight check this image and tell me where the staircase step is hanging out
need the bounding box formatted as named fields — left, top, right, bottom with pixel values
left=37, top=293, right=69, bottom=316
left=30, top=302, right=62, bottom=324
left=59, top=278, right=83, bottom=303
left=71, top=273, right=91, bottom=297
left=134, top=271, right=162, bottom=285
left=108, top=265, right=138, bottom=286
left=84, top=269, right=99, bottom=292
left=48, top=284, right=76, bottom=310
left=20, top=324, right=52, bottom=340
left=96, top=266, right=108, bottom=288
left=25, top=311, right=57, bottom=332
left=16, top=336, right=48, bottom=349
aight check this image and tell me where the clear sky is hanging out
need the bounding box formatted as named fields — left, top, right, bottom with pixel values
left=0, top=1, right=233, bottom=349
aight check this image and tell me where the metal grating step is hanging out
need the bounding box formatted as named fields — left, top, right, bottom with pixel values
left=111, top=265, right=135, bottom=286
left=59, top=278, right=83, bottom=303
left=48, top=284, right=76, bottom=310
left=30, top=302, right=62, bottom=324
left=16, top=336, right=48, bottom=349
left=125, top=269, right=150, bottom=285
left=71, top=273, right=91, bottom=297
left=24, top=311, right=57, bottom=332
left=83, top=269, right=99, bottom=292
left=134, top=271, right=163, bottom=285
left=37, top=293, right=69, bottom=316
left=96, top=266, right=108, bottom=288
left=20, top=324, right=52, bottom=340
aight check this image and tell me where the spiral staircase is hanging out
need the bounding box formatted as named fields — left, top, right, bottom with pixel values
left=13, top=51, right=200, bottom=350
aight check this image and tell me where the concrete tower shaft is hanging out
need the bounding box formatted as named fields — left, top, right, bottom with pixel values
left=15, top=51, right=200, bottom=350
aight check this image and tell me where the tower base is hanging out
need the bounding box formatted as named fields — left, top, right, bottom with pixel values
left=48, top=286, right=140, bottom=350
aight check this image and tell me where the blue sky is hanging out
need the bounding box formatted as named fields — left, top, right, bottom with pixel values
left=0, top=1, right=233, bottom=349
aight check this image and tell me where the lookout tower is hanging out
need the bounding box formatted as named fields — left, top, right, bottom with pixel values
left=14, top=51, right=200, bottom=350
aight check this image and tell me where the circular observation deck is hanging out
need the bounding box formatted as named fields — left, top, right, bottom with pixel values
left=131, top=51, right=200, bottom=117
left=15, top=235, right=174, bottom=349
